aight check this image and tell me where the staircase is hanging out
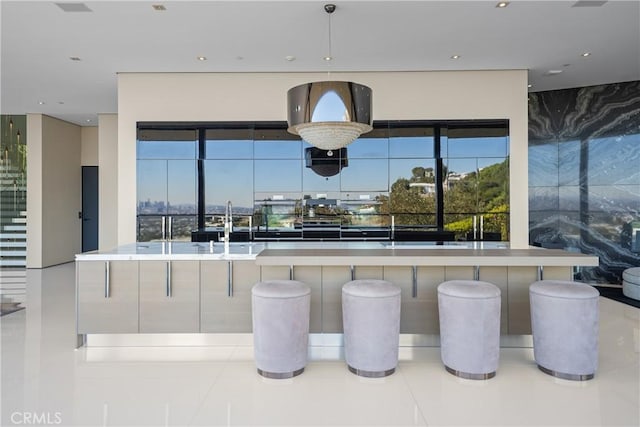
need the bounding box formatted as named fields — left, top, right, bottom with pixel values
left=1, top=163, right=26, bottom=306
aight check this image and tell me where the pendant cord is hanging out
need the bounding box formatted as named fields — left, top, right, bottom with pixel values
left=325, top=4, right=335, bottom=79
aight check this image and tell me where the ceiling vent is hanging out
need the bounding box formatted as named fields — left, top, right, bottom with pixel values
left=55, top=3, right=93, bottom=12
left=571, top=1, right=608, bottom=7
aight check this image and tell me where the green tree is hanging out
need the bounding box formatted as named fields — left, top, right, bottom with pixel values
left=381, top=158, right=509, bottom=238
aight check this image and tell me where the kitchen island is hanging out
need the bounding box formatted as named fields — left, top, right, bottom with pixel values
left=75, top=241, right=598, bottom=347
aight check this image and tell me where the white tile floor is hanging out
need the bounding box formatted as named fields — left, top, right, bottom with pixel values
left=1, top=262, right=639, bottom=426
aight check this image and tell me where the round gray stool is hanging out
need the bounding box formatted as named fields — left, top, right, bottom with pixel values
left=437, top=280, right=501, bottom=380
left=622, top=267, right=640, bottom=301
left=342, top=279, right=401, bottom=377
left=530, top=280, right=599, bottom=381
left=251, top=280, right=310, bottom=379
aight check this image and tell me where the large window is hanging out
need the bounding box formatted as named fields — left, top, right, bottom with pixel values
left=137, top=129, right=197, bottom=241
left=443, top=125, right=510, bottom=241
left=137, top=121, right=509, bottom=241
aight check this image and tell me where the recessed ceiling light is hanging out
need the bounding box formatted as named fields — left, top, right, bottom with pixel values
left=86, top=119, right=92, bottom=123
left=69, top=56, right=81, bottom=61
left=152, top=4, right=166, bottom=11
left=546, top=69, right=563, bottom=75
left=450, top=55, right=461, bottom=60
left=581, top=52, right=592, bottom=57
left=38, top=101, right=45, bottom=105
left=197, top=56, right=207, bottom=61
left=496, top=2, right=510, bottom=8
left=285, top=55, right=296, bottom=62
left=324, top=56, right=332, bottom=61
left=527, top=84, right=533, bottom=88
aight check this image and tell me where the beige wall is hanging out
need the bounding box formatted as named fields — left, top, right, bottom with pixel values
left=81, top=126, right=98, bottom=166
left=117, top=71, right=529, bottom=247
left=26, top=114, right=82, bottom=268
left=98, top=114, right=118, bottom=250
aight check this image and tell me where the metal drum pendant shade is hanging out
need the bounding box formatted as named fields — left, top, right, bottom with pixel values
left=287, top=80, right=373, bottom=151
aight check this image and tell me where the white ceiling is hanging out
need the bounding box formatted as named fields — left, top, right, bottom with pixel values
left=1, top=0, right=639, bottom=126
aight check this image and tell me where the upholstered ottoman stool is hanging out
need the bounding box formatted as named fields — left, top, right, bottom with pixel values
left=530, top=280, right=599, bottom=381
left=251, top=280, right=310, bottom=379
left=622, top=267, right=640, bottom=301
left=437, top=280, right=501, bottom=379
left=342, top=279, right=401, bottom=377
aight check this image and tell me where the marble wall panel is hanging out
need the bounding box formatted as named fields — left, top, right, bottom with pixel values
left=529, top=143, right=559, bottom=187
left=529, top=80, right=640, bottom=284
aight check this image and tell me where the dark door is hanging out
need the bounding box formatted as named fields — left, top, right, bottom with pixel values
left=82, top=166, right=99, bottom=252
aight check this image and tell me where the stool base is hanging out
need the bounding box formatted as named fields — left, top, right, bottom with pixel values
left=257, top=367, right=304, bottom=379
left=538, top=365, right=594, bottom=381
left=445, top=365, right=496, bottom=380
left=348, top=365, right=395, bottom=378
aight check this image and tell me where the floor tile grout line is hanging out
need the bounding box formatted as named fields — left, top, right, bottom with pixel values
left=186, top=344, right=238, bottom=427
left=396, top=364, right=431, bottom=427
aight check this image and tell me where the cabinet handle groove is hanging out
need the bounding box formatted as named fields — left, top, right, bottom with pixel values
left=166, top=261, right=172, bottom=297
left=104, top=261, right=110, bottom=298
left=227, top=261, right=233, bottom=297
left=412, top=265, right=418, bottom=298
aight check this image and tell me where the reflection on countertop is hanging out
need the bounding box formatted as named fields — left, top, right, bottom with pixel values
left=76, top=240, right=511, bottom=261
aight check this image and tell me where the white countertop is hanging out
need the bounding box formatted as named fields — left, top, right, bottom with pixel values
left=75, top=241, right=265, bottom=261
left=75, top=241, right=598, bottom=267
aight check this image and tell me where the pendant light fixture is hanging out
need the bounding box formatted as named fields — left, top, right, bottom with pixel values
left=287, top=4, right=372, bottom=151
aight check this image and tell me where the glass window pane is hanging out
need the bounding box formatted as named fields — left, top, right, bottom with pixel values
left=137, top=160, right=167, bottom=214
left=204, top=160, right=254, bottom=214
left=254, top=198, right=302, bottom=231
left=445, top=158, right=477, bottom=176
left=446, top=127, right=508, bottom=158
left=444, top=158, right=478, bottom=213
left=254, top=159, right=301, bottom=192
left=302, top=147, right=345, bottom=192
left=388, top=183, right=437, bottom=227
left=340, top=159, right=388, bottom=192
left=390, top=137, right=434, bottom=158
left=478, top=157, right=509, bottom=211
left=389, top=159, right=436, bottom=187
left=167, top=160, right=197, bottom=214
left=342, top=137, right=388, bottom=158
left=303, top=167, right=341, bottom=193
left=169, top=216, right=197, bottom=241
left=137, top=216, right=164, bottom=242
left=341, top=192, right=388, bottom=229
left=206, top=128, right=254, bottom=159
left=255, top=140, right=301, bottom=159
left=137, top=129, right=197, bottom=159
left=388, top=158, right=437, bottom=226
left=389, top=127, right=434, bottom=158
